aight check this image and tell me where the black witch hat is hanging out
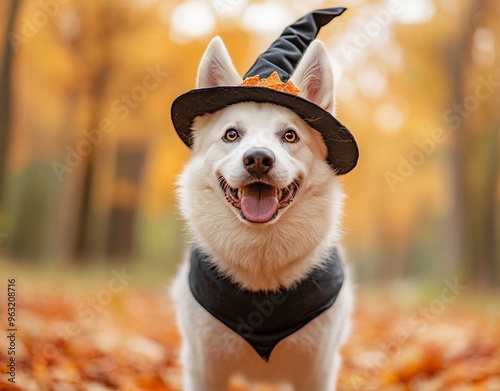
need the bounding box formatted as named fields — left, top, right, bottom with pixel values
left=171, top=7, right=358, bottom=175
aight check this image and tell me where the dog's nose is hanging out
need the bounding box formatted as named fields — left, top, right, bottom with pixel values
left=243, top=147, right=275, bottom=176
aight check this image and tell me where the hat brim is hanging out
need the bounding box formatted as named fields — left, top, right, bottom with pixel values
left=171, top=86, right=358, bottom=175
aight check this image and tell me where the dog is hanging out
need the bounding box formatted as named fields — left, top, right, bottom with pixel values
left=170, top=8, right=358, bottom=391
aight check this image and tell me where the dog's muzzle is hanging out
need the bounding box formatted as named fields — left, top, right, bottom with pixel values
left=219, top=177, right=299, bottom=223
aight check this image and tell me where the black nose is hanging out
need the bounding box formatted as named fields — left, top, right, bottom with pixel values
left=243, top=147, right=275, bottom=176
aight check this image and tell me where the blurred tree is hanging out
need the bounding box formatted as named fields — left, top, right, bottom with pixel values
left=447, top=0, right=499, bottom=287
left=446, top=0, right=480, bottom=282
left=469, top=0, right=500, bottom=287
left=107, top=145, right=146, bottom=259
left=71, top=1, right=119, bottom=260
left=0, top=0, right=21, bottom=203
left=53, top=0, right=153, bottom=261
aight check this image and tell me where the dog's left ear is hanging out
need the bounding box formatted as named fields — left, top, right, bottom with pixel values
left=291, top=41, right=334, bottom=113
left=197, top=37, right=241, bottom=89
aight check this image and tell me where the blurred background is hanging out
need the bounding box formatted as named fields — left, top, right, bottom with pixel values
left=0, top=0, right=498, bottom=288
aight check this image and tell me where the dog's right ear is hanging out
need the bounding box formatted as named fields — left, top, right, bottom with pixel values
left=197, top=37, right=241, bottom=88
left=290, top=41, right=334, bottom=113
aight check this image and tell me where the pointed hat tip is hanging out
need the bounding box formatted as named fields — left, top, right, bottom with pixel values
left=244, top=7, right=349, bottom=81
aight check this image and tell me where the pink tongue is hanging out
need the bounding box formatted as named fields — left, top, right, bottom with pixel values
left=241, top=184, right=278, bottom=223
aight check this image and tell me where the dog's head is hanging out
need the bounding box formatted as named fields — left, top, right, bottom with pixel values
left=177, top=37, right=344, bottom=265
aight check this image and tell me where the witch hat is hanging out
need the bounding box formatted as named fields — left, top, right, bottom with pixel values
left=171, top=7, right=358, bottom=175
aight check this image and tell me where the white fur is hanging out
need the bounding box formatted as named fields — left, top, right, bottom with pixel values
left=171, top=37, right=353, bottom=391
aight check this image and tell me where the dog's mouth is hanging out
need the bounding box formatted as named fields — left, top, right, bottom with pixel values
left=219, top=177, right=299, bottom=223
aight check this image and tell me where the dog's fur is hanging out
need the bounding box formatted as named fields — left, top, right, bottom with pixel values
left=171, top=37, right=353, bottom=391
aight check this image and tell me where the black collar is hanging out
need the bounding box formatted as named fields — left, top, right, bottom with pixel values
left=188, top=247, right=344, bottom=361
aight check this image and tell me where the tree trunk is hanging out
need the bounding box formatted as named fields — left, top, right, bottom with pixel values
left=447, top=0, right=499, bottom=288
left=74, top=65, right=111, bottom=260
left=479, top=123, right=498, bottom=285
left=0, top=0, right=21, bottom=203
left=446, top=0, right=486, bottom=280
left=107, top=144, right=146, bottom=260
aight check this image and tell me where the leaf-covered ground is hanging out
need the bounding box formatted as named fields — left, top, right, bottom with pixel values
left=1, top=281, right=499, bottom=391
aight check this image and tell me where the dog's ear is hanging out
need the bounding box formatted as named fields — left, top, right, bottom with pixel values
left=197, top=37, right=241, bottom=88
left=291, top=41, right=334, bottom=112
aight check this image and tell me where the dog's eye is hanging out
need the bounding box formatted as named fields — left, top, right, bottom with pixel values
left=223, top=128, right=239, bottom=142
left=283, top=130, right=298, bottom=143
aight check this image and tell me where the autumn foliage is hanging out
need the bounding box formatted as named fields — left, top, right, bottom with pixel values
left=0, top=284, right=499, bottom=390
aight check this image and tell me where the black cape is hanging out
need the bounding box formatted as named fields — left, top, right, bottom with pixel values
left=188, top=247, right=344, bottom=361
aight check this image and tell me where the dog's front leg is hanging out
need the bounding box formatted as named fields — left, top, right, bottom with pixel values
left=292, top=352, right=341, bottom=391
left=179, top=312, right=235, bottom=391
left=181, top=350, right=230, bottom=391
left=172, top=267, right=231, bottom=391
left=182, top=373, right=228, bottom=391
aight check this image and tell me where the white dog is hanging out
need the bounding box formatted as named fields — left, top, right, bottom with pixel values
left=170, top=31, right=354, bottom=390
